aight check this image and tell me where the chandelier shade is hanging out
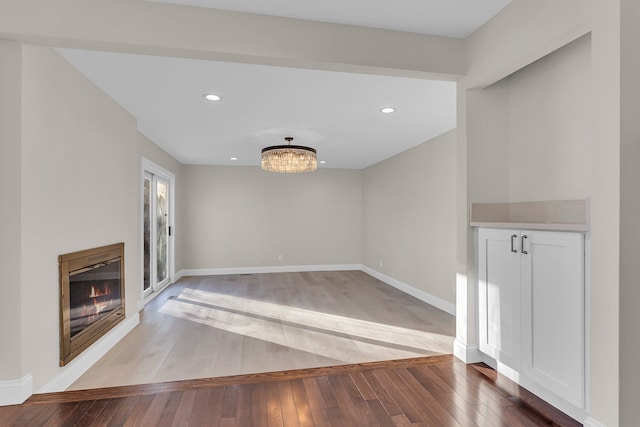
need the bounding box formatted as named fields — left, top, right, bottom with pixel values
left=261, top=137, right=317, bottom=173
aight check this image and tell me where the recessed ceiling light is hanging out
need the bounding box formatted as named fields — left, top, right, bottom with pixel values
left=319, top=160, right=327, bottom=164
left=229, top=157, right=238, bottom=161
left=203, top=93, right=221, bottom=102
left=381, top=107, right=395, bottom=114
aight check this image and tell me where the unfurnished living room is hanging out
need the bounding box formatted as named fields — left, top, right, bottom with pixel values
left=0, top=1, right=638, bottom=426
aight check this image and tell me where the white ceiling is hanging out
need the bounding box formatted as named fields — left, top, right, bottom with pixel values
left=57, top=1, right=511, bottom=169
left=147, top=0, right=512, bottom=38
left=58, top=49, right=456, bottom=168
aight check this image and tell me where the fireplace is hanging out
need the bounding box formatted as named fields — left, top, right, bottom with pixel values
left=59, top=243, right=125, bottom=366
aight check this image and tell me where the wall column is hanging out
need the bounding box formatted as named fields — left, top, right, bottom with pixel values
left=0, top=40, right=29, bottom=404
left=619, top=0, right=640, bottom=424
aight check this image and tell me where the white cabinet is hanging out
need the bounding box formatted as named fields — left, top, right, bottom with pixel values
left=521, top=230, right=584, bottom=408
left=478, top=228, right=584, bottom=410
left=478, top=228, right=521, bottom=370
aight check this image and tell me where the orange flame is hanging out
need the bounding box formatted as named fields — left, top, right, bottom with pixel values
left=89, top=285, right=111, bottom=298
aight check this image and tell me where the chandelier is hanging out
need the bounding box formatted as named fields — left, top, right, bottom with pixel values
left=261, top=137, right=317, bottom=173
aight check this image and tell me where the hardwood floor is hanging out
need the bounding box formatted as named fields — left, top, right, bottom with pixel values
left=2, top=356, right=581, bottom=426
left=69, top=271, right=455, bottom=390
left=3, top=271, right=582, bottom=426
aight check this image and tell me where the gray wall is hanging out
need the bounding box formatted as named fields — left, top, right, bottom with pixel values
left=467, top=34, right=592, bottom=204
left=0, top=41, right=23, bottom=381
left=19, top=45, right=140, bottom=390
left=620, top=0, right=640, bottom=423
left=459, top=2, right=620, bottom=423
left=2, top=42, right=455, bottom=392
left=362, top=130, right=456, bottom=305
left=505, top=35, right=592, bottom=202
left=0, top=39, right=191, bottom=395
left=179, top=166, right=362, bottom=269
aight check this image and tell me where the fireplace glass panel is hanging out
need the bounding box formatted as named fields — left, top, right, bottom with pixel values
left=69, top=259, right=122, bottom=338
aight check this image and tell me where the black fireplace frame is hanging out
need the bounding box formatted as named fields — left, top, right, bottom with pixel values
left=59, top=243, right=125, bottom=366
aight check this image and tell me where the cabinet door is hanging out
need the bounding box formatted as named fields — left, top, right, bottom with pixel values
left=478, top=228, right=521, bottom=370
left=520, top=231, right=584, bottom=408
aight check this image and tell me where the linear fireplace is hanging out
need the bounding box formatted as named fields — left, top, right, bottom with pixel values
left=59, top=243, right=125, bottom=366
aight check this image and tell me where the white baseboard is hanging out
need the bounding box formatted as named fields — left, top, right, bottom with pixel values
left=38, top=313, right=140, bottom=394
left=488, top=357, right=522, bottom=385
left=139, top=281, right=173, bottom=311
left=0, top=374, right=33, bottom=406
left=583, top=417, right=607, bottom=427
left=482, top=352, right=586, bottom=423
left=453, top=339, right=483, bottom=363
left=174, top=269, right=185, bottom=282
left=177, top=264, right=362, bottom=277
left=361, top=265, right=456, bottom=315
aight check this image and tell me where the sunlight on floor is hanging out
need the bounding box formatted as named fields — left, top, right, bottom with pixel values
left=159, top=288, right=454, bottom=363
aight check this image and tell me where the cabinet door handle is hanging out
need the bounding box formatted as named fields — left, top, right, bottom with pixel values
left=521, top=235, right=528, bottom=254
left=510, top=234, right=518, bottom=253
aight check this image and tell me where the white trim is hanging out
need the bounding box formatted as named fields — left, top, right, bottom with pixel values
left=584, top=232, right=592, bottom=415
left=453, top=339, right=483, bottom=363
left=0, top=374, right=33, bottom=406
left=583, top=417, right=607, bottom=427
left=361, top=265, right=456, bottom=315
left=482, top=352, right=586, bottom=423
left=141, top=157, right=176, bottom=303
left=481, top=355, right=522, bottom=384
left=177, top=264, right=362, bottom=277
left=141, top=280, right=172, bottom=309
left=515, top=376, right=586, bottom=423
left=38, top=314, right=140, bottom=393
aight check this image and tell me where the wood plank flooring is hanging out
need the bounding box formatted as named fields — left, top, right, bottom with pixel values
left=70, top=271, right=455, bottom=390
left=1, top=356, right=582, bottom=426
left=16, top=271, right=580, bottom=425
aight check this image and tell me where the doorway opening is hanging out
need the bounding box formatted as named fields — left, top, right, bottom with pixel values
left=142, top=158, right=175, bottom=301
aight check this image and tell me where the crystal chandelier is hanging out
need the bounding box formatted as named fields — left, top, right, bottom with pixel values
left=261, top=137, right=317, bottom=173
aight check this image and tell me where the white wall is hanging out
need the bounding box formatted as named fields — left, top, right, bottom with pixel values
left=464, top=0, right=591, bottom=88
left=19, top=45, right=140, bottom=391
left=180, top=166, right=362, bottom=270
left=0, top=0, right=463, bottom=80
left=467, top=34, right=592, bottom=204
left=619, top=0, right=640, bottom=424
left=589, top=1, right=621, bottom=425
left=460, top=1, right=621, bottom=424
left=465, top=33, right=596, bottom=421
left=2, top=40, right=453, bottom=393
left=0, top=0, right=465, bottom=402
left=0, top=41, right=23, bottom=381
left=362, top=130, right=456, bottom=306
left=0, top=2, right=630, bottom=422
left=466, top=85, right=509, bottom=204
left=138, top=133, right=181, bottom=180
left=505, top=35, right=592, bottom=202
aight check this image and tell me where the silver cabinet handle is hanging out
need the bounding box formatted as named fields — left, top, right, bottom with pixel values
left=511, top=234, right=518, bottom=253
left=521, top=235, right=528, bottom=254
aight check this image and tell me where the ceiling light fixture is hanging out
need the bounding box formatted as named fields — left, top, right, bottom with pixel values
left=203, top=93, right=221, bottom=101
left=381, top=107, right=395, bottom=114
left=229, top=157, right=238, bottom=161
left=319, top=160, right=327, bottom=164
left=261, top=137, right=317, bottom=173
